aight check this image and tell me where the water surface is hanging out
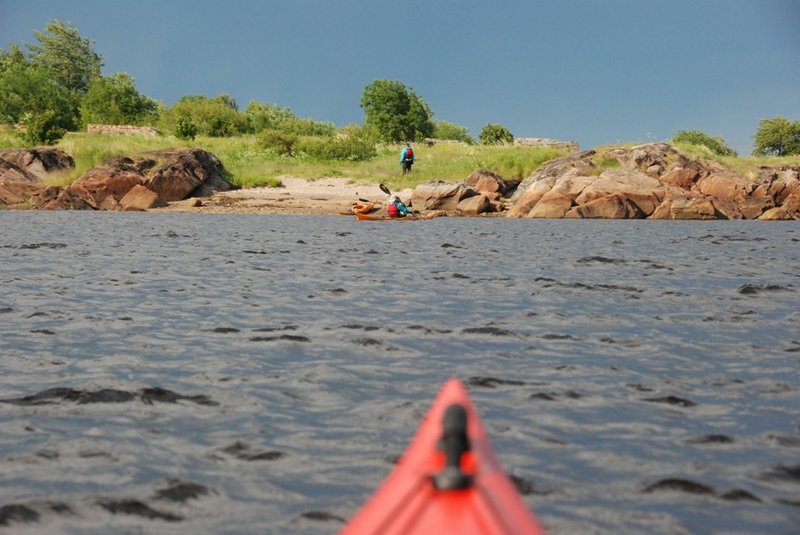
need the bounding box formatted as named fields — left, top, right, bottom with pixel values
left=1, top=213, right=798, bottom=534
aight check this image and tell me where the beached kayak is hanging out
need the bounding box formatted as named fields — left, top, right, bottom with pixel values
left=339, top=202, right=377, bottom=216
left=354, top=212, right=413, bottom=221
left=339, top=378, right=548, bottom=535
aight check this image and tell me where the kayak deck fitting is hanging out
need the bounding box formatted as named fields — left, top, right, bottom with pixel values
left=340, top=378, right=548, bottom=535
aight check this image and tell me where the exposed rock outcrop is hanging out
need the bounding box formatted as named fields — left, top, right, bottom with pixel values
left=505, top=144, right=800, bottom=220
left=146, top=149, right=230, bottom=202
left=457, top=194, right=495, bottom=215
left=0, top=180, right=41, bottom=206
left=119, top=184, right=159, bottom=211
left=410, top=180, right=478, bottom=211
left=0, top=159, right=40, bottom=183
left=37, top=148, right=231, bottom=211
left=0, top=148, right=74, bottom=181
left=465, top=169, right=512, bottom=200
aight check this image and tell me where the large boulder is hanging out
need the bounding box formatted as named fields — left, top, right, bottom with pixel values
left=37, top=148, right=232, bottom=210
left=568, top=193, right=645, bottom=219
left=753, top=168, right=800, bottom=205
left=511, top=149, right=597, bottom=200
left=0, top=180, right=42, bottom=205
left=119, top=184, right=159, bottom=211
left=411, top=180, right=477, bottom=211
left=651, top=197, right=720, bottom=220
left=39, top=187, right=97, bottom=210
left=70, top=158, right=145, bottom=210
left=0, top=148, right=74, bottom=181
left=574, top=169, right=662, bottom=205
left=146, top=148, right=230, bottom=202
left=465, top=169, right=510, bottom=200
left=759, top=207, right=794, bottom=221
left=735, top=197, right=774, bottom=219
left=626, top=143, right=674, bottom=170
left=694, top=162, right=753, bottom=202
left=30, top=185, right=62, bottom=209
left=507, top=167, right=593, bottom=217
left=527, top=191, right=573, bottom=218
left=457, top=194, right=494, bottom=215
left=0, top=158, right=40, bottom=183
left=660, top=167, right=701, bottom=188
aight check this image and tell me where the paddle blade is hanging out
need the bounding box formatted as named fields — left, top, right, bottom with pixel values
left=379, top=183, right=391, bottom=195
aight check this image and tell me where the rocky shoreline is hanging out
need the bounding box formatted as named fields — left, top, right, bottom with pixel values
left=1, top=144, right=798, bottom=220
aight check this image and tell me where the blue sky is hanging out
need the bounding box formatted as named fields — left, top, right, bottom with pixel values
left=1, top=0, right=798, bottom=154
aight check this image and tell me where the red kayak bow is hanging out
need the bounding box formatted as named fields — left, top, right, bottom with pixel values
left=340, top=378, right=548, bottom=535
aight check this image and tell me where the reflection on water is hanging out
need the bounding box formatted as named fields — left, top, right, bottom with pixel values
left=1, top=212, right=798, bottom=534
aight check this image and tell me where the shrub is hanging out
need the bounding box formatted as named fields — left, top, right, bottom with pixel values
left=296, top=134, right=376, bottom=162
left=480, top=123, right=514, bottom=145
left=672, top=129, right=736, bottom=156
left=243, top=101, right=335, bottom=136
left=174, top=117, right=197, bottom=141
left=257, top=129, right=298, bottom=156
left=22, top=109, right=66, bottom=145
left=162, top=93, right=247, bottom=137
left=432, top=120, right=474, bottom=143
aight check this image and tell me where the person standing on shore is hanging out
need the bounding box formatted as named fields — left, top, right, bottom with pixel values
left=400, top=143, right=414, bottom=174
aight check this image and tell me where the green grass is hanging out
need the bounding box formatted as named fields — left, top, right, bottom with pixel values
left=589, top=153, right=622, bottom=174
left=53, top=133, right=571, bottom=190
left=671, top=141, right=800, bottom=180
left=0, top=129, right=23, bottom=149
left=57, top=133, right=183, bottom=182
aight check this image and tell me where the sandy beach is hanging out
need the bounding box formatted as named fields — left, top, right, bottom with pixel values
left=157, top=177, right=414, bottom=216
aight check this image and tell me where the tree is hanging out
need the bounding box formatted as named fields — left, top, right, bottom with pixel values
left=480, top=123, right=514, bottom=145
left=672, top=130, right=736, bottom=157
left=80, top=72, right=158, bottom=126
left=0, top=20, right=102, bottom=143
left=753, top=116, right=800, bottom=156
left=0, top=44, right=27, bottom=74
left=26, top=20, right=102, bottom=96
left=0, top=62, right=76, bottom=144
left=360, top=80, right=433, bottom=142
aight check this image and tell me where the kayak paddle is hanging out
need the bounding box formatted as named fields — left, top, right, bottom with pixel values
left=379, top=183, right=418, bottom=219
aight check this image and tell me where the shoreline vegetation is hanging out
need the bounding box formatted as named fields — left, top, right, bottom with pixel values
left=3, top=128, right=798, bottom=193
left=0, top=129, right=573, bottom=191
left=0, top=129, right=800, bottom=220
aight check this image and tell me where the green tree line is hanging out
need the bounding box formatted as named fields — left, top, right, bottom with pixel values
left=2, top=20, right=798, bottom=158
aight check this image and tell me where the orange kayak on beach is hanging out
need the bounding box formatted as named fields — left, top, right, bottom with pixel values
left=354, top=212, right=415, bottom=221
left=339, top=378, right=548, bottom=535
left=338, top=202, right=376, bottom=216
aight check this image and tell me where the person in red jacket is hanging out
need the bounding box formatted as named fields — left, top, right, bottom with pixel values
left=387, top=195, right=412, bottom=218
left=400, top=143, right=414, bottom=174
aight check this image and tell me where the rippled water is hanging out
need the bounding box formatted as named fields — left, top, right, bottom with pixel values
left=1, top=212, right=798, bottom=534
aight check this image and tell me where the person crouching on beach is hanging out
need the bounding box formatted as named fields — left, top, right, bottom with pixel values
left=387, top=195, right=412, bottom=218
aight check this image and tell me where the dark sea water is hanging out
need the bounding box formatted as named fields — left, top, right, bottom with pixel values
left=1, top=212, right=798, bottom=534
